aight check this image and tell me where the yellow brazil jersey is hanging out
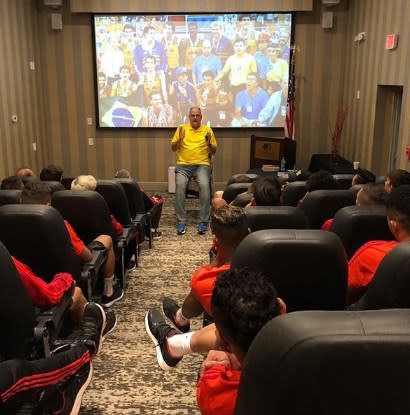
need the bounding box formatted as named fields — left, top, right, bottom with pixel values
left=171, top=124, right=217, bottom=165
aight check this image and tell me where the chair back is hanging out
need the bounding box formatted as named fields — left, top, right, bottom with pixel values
left=231, top=229, right=347, bottom=312
left=349, top=183, right=364, bottom=194
left=332, top=174, right=354, bottom=189
left=235, top=309, right=410, bottom=415
left=0, top=189, right=22, bottom=206
left=300, top=189, right=356, bottom=229
left=0, top=204, right=81, bottom=283
left=281, top=181, right=307, bottom=206
left=96, top=179, right=133, bottom=225
left=222, top=183, right=251, bottom=204
left=43, top=180, right=65, bottom=193
left=245, top=206, right=308, bottom=231
left=113, top=178, right=146, bottom=217
left=52, top=190, right=115, bottom=244
left=329, top=205, right=394, bottom=258
left=61, top=176, right=75, bottom=190
left=351, top=242, right=410, bottom=310
left=0, top=241, right=34, bottom=359
left=226, top=173, right=260, bottom=186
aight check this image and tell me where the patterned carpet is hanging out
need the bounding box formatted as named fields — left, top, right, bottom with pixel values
left=78, top=193, right=209, bottom=414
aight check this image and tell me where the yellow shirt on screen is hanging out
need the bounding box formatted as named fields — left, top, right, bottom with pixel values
left=171, top=124, right=217, bottom=165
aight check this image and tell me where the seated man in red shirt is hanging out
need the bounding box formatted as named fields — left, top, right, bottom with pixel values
left=161, top=205, right=249, bottom=332
left=347, top=185, right=410, bottom=305
left=196, top=268, right=286, bottom=415
left=21, top=181, right=123, bottom=308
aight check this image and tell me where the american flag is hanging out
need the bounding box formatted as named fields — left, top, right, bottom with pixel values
left=284, top=45, right=296, bottom=140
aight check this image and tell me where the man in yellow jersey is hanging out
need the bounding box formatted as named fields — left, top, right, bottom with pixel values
left=171, top=107, right=217, bottom=235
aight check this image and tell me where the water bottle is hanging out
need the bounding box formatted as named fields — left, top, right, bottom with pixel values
left=280, top=156, right=286, bottom=172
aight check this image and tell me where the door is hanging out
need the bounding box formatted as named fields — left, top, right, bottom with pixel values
left=371, top=85, right=403, bottom=175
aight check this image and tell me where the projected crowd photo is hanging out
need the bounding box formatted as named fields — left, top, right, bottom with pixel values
left=94, top=13, right=292, bottom=128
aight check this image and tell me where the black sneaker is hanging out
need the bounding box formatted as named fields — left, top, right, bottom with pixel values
left=144, top=309, right=182, bottom=371
left=152, top=230, right=162, bottom=240
left=103, top=310, right=117, bottom=338
left=33, top=362, right=93, bottom=415
left=162, top=297, right=190, bottom=333
left=127, top=257, right=137, bottom=271
left=78, top=302, right=105, bottom=356
left=101, top=286, right=124, bottom=308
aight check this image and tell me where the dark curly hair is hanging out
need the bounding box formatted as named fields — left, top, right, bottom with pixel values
left=39, top=165, right=63, bottom=182
left=305, top=170, right=338, bottom=192
left=211, top=268, right=281, bottom=353
left=385, top=185, right=410, bottom=231
left=210, top=205, right=249, bottom=246
left=21, top=182, right=52, bottom=205
left=387, top=169, right=410, bottom=188
left=250, top=177, right=281, bottom=206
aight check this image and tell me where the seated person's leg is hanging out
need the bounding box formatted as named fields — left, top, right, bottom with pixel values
left=195, top=165, right=212, bottom=226
left=145, top=309, right=218, bottom=370
left=0, top=302, right=104, bottom=413
left=175, top=166, right=191, bottom=231
left=90, top=235, right=123, bottom=307
left=163, top=290, right=204, bottom=332
left=70, top=286, right=88, bottom=323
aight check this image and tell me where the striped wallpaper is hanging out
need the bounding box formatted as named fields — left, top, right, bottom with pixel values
left=0, top=0, right=409, bottom=186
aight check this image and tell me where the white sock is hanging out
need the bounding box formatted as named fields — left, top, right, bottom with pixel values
left=175, top=309, right=190, bottom=326
left=103, top=275, right=114, bottom=297
left=167, top=332, right=194, bottom=358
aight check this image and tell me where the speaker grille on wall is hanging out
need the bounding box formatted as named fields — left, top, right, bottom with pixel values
left=322, top=0, right=340, bottom=5
left=322, top=11, right=334, bottom=29
left=51, top=13, right=63, bottom=31
left=44, top=0, right=63, bottom=7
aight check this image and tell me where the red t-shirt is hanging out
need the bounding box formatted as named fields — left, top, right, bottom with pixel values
left=347, top=240, right=398, bottom=305
left=197, top=365, right=241, bottom=415
left=12, top=257, right=74, bottom=310
left=64, top=220, right=86, bottom=256
left=321, top=218, right=334, bottom=231
left=191, top=263, right=231, bottom=316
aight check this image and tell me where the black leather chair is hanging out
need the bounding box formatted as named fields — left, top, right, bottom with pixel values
left=350, top=241, right=410, bottom=310
left=235, top=309, right=410, bottom=415
left=96, top=179, right=140, bottom=269
left=61, top=176, right=75, bottom=190
left=0, top=240, right=35, bottom=359
left=0, top=189, right=22, bottom=206
left=51, top=190, right=117, bottom=292
left=244, top=206, right=308, bottom=231
left=44, top=180, right=65, bottom=193
left=329, top=205, right=394, bottom=258
left=226, top=173, right=260, bottom=186
left=231, top=229, right=347, bottom=312
left=0, top=204, right=81, bottom=283
left=113, top=178, right=152, bottom=248
left=281, top=181, right=307, bottom=206
left=332, top=174, right=354, bottom=189
left=0, top=207, right=78, bottom=357
left=300, top=189, right=356, bottom=229
left=349, top=183, right=364, bottom=194
left=222, top=183, right=252, bottom=204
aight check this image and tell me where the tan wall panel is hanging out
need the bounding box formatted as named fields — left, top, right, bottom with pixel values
left=0, top=0, right=46, bottom=178
left=2, top=0, right=410, bottom=185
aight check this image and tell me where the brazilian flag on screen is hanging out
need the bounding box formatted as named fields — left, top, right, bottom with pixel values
left=101, top=98, right=142, bottom=127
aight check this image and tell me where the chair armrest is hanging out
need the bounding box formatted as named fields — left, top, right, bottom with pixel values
left=81, top=248, right=108, bottom=299
left=33, top=286, right=74, bottom=357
